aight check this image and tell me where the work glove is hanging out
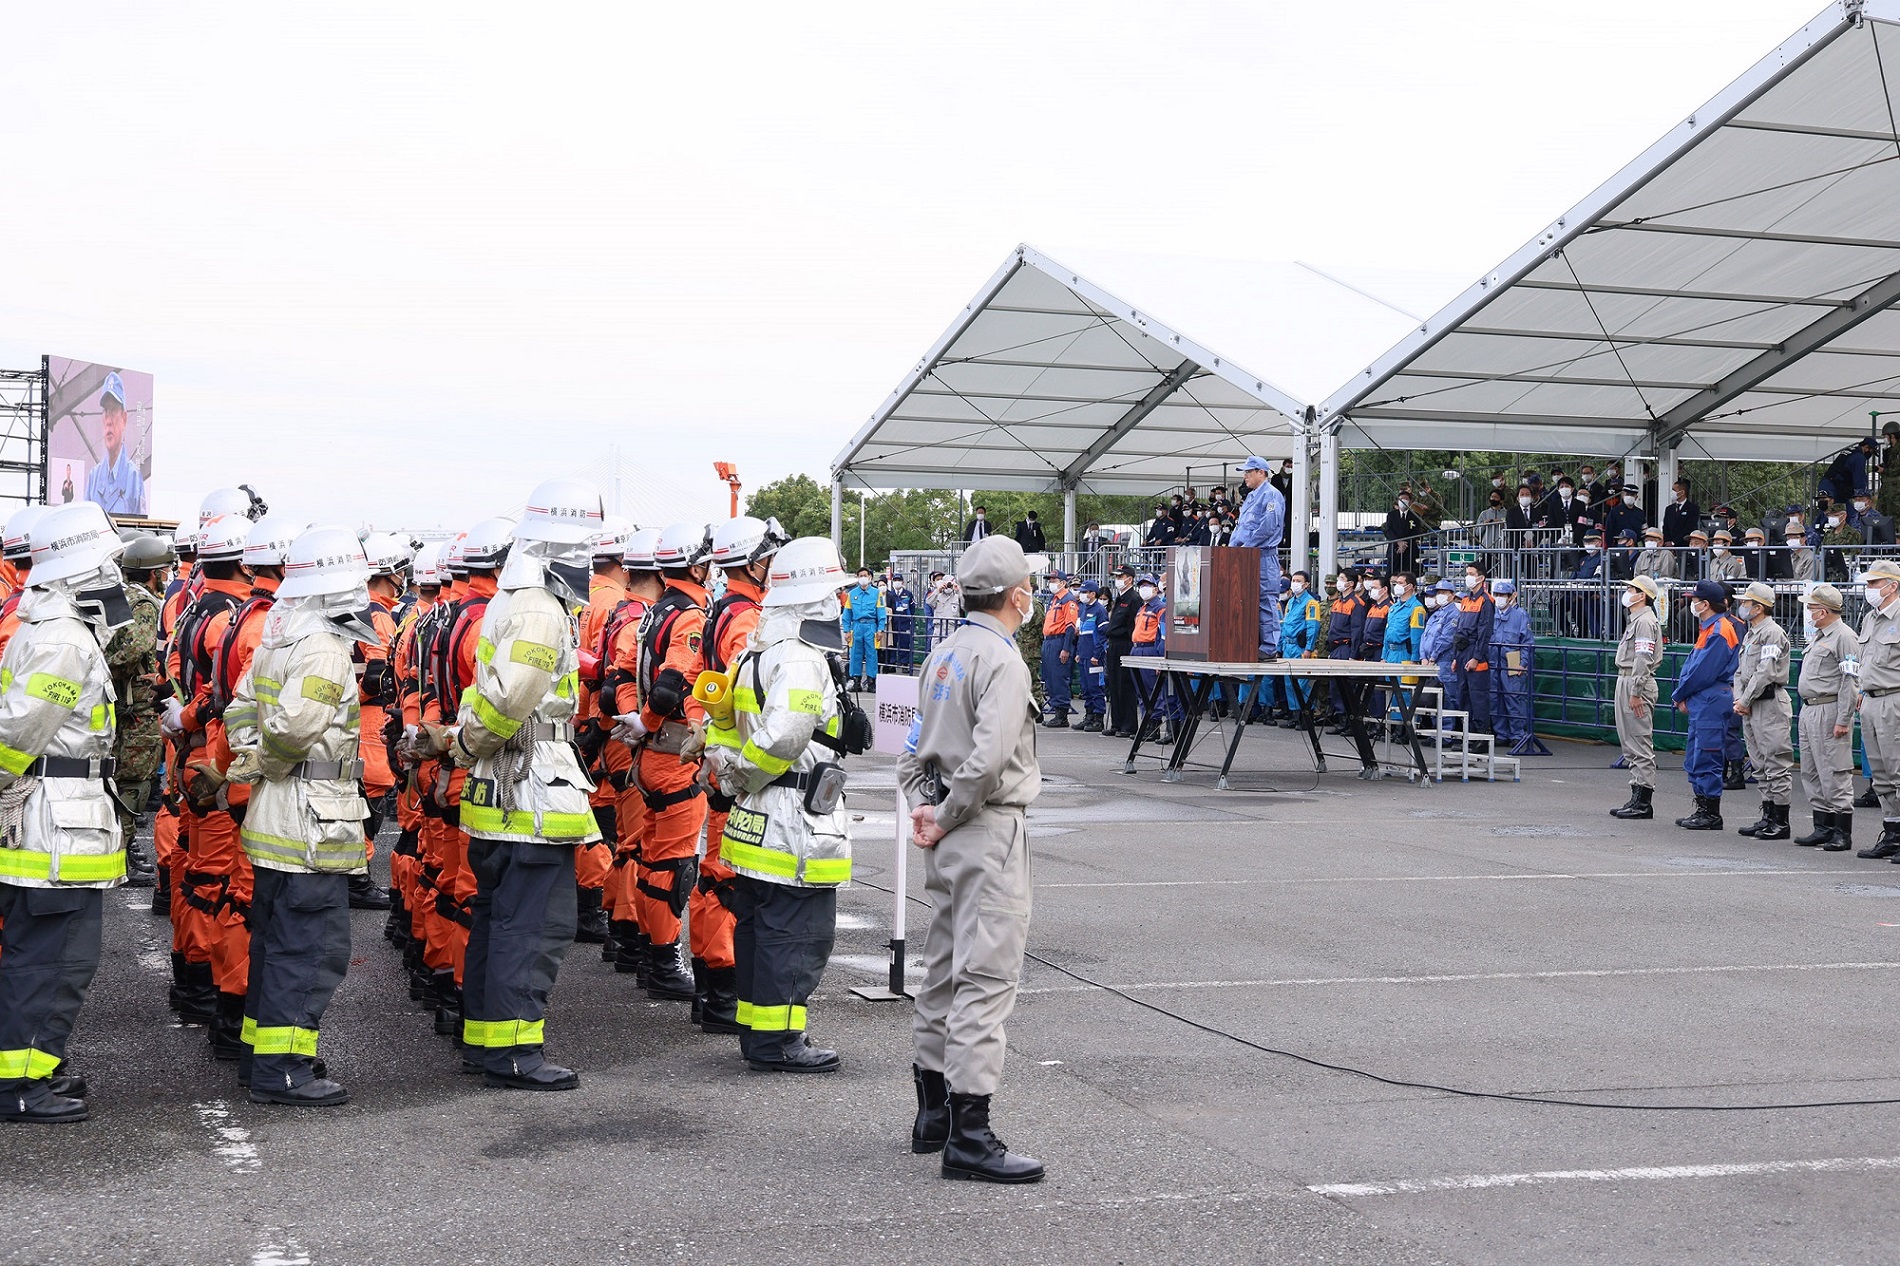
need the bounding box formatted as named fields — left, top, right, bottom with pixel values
left=183, top=760, right=225, bottom=811
left=704, top=743, right=747, bottom=797
left=679, top=719, right=708, bottom=763
left=224, top=750, right=263, bottom=785
left=610, top=712, right=648, bottom=745
left=414, top=723, right=455, bottom=758
left=160, top=698, right=186, bottom=738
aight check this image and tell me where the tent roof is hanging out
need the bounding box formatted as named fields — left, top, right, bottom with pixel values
left=832, top=245, right=1435, bottom=493
left=1322, top=0, right=1900, bottom=462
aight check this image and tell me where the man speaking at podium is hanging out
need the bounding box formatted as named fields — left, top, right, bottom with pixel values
left=1230, top=456, right=1286, bottom=660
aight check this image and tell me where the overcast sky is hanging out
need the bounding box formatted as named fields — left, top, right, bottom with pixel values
left=0, top=1, right=1817, bottom=531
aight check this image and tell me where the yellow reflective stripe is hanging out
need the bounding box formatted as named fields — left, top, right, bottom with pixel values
left=476, top=636, right=496, bottom=664
left=460, top=803, right=596, bottom=839
left=739, top=740, right=792, bottom=775
left=253, top=676, right=282, bottom=704
left=735, top=999, right=753, bottom=1027
left=802, top=855, right=852, bottom=884
left=0, top=848, right=51, bottom=880
left=58, top=851, right=126, bottom=883
left=0, top=741, right=34, bottom=775
left=0, top=1048, right=61, bottom=1079
left=733, top=687, right=762, bottom=714
left=704, top=725, right=741, bottom=750
left=89, top=704, right=109, bottom=731
left=25, top=673, right=81, bottom=709
left=0, top=668, right=11, bottom=692
left=786, top=689, right=824, bottom=715
left=463, top=1017, right=545, bottom=1048
left=744, top=1003, right=807, bottom=1032
left=469, top=691, right=522, bottom=738
left=556, top=671, right=577, bottom=700
left=241, top=829, right=309, bottom=865
left=824, top=715, right=841, bottom=739
left=261, top=728, right=304, bottom=762
left=243, top=1021, right=319, bottom=1056
left=721, top=836, right=850, bottom=885
left=509, top=640, right=558, bottom=672
left=720, top=835, right=797, bottom=879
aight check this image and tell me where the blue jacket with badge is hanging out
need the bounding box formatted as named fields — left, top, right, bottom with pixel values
left=840, top=583, right=887, bottom=633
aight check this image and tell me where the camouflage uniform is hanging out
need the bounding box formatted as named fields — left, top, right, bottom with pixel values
left=106, top=581, right=164, bottom=842
left=1879, top=439, right=1900, bottom=521
left=1822, top=523, right=1863, bottom=584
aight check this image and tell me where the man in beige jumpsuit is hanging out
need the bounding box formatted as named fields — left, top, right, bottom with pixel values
left=1857, top=559, right=1900, bottom=860
left=1794, top=583, right=1859, bottom=852
left=1732, top=581, right=1794, bottom=840
left=1610, top=575, right=1662, bottom=820
left=1634, top=527, right=1677, bottom=580
left=898, top=534, right=1044, bottom=1185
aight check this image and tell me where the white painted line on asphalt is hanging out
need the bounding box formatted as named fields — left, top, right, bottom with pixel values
left=1020, top=960, right=1900, bottom=995
left=1309, top=1155, right=1900, bottom=1198
left=251, top=1236, right=312, bottom=1266
left=193, top=1100, right=261, bottom=1174
left=1037, top=868, right=1839, bottom=890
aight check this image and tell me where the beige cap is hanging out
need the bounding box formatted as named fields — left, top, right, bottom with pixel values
left=1744, top=527, right=1766, bottom=542
left=1624, top=575, right=1660, bottom=603
left=1643, top=526, right=1663, bottom=540
left=1807, top=582, right=1845, bottom=612
left=957, top=535, right=1030, bottom=596
left=1739, top=581, right=1775, bottom=607
left=1712, top=529, right=1734, bottom=543
left=1860, top=558, right=1900, bottom=584
left=1687, top=528, right=1709, bottom=543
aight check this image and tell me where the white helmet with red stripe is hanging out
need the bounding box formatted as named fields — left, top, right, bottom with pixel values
left=412, top=542, right=444, bottom=588
left=2, top=504, right=51, bottom=564
left=591, top=515, right=635, bottom=561
left=199, top=485, right=267, bottom=526
left=242, top=515, right=304, bottom=569
left=360, top=532, right=412, bottom=579
left=711, top=516, right=789, bottom=568
left=653, top=522, right=713, bottom=569
left=763, top=537, right=848, bottom=608
left=196, top=513, right=251, bottom=563
left=277, top=525, right=371, bottom=599
left=622, top=527, right=662, bottom=572
left=460, top=517, right=515, bottom=571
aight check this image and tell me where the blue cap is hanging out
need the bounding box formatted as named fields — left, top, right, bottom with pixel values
left=1277, top=576, right=1291, bottom=594
left=1080, top=578, right=1100, bottom=593
left=1493, top=579, right=1516, bottom=595
left=100, top=371, right=125, bottom=408
left=1692, top=579, right=1729, bottom=605
left=1137, top=574, right=1157, bottom=586
left=1048, top=570, right=1069, bottom=582
left=1241, top=455, right=1272, bottom=472
left=1433, top=578, right=1457, bottom=592
left=1616, top=527, right=1639, bottom=541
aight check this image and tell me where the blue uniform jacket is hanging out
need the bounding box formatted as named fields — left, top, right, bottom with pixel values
left=1325, top=594, right=1366, bottom=653
left=1042, top=591, right=1079, bottom=656
left=1490, top=603, right=1534, bottom=674
left=1670, top=613, right=1741, bottom=706
left=1420, top=604, right=1459, bottom=678
left=841, top=584, right=887, bottom=631
left=1382, top=595, right=1425, bottom=663
left=889, top=586, right=915, bottom=631
left=1452, top=592, right=1495, bottom=665
left=1280, top=593, right=1323, bottom=655
left=1231, top=482, right=1285, bottom=550
left=1077, top=598, right=1107, bottom=657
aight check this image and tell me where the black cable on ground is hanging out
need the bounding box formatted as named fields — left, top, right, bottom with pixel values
left=851, top=873, right=1900, bottom=1112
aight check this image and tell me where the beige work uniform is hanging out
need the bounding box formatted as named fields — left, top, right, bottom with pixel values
left=1789, top=548, right=1819, bottom=583
left=1857, top=601, right=1900, bottom=820
left=1707, top=552, right=1748, bottom=582
left=1614, top=604, right=1661, bottom=789
left=1732, top=616, right=1793, bottom=804
left=898, top=611, right=1040, bottom=1097
left=1634, top=547, right=1677, bottom=579
left=1798, top=619, right=1860, bottom=815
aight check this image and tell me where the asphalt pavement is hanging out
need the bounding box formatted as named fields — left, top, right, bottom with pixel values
left=4, top=717, right=1900, bottom=1265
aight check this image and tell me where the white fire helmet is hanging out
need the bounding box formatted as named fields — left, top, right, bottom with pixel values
left=29, top=502, right=127, bottom=587
left=199, top=485, right=267, bottom=526
left=460, top=517, right=516, bottom=571
left=412, top=542, right=444, bottom=588
left=622, top=527, right=662, bottom=572
left=591, top=515, right=635, bottom=561
left=516, top=477, right=605, bottom=547
left=277, top=525, right=378, bottom=643
left=3, top=504, right=51, bottom=564
left=653, top=522, right=713, bottom=570
left=196, top=514, right=251, bottom=563
left=242, top=515, right=304, bottom=570
left=763, top=537, right=849, bottom=608
left=444, top=531, right=469, bottom=575
left=710, top=516, right=790, bottom=568
left=360, top=532, right=413, bottom=579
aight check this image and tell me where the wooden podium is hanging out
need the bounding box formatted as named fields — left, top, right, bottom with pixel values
left=1166, top=545, right=1260, bottom=663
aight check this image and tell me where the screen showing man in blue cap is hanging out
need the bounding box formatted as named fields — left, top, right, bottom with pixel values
left=1230, top=456, right=1285, bottom=658
left=82, top=372, right=146, bottom=516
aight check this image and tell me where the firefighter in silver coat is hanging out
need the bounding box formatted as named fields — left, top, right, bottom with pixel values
left=706, top=536, right=853, bottom=1074
left=0, top=502, right=130, bottom=1122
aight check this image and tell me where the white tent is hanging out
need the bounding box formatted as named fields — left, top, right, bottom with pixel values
left=830, top=243, right=1443, bottom=551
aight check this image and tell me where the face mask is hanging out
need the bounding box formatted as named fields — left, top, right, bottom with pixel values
left=1017, top=586, right=1039, bottom=622
left=1137, top=585, right=1156, bottom=601
left=1560, top=490, right=1573, bottom=501
left=1621, top=590, right=1638, bottom=608
left=1366, top=586, right=1385, bottom=601
left=1712, top=546, right=1727, bottom=556
left=1496, top=596, right=1512, bottom=609
left=76, top=583, right=134, bottom=629
left=1465, top=575, right=1481, bottom=590
left=1290, top=581, right=1305, bottom=594
left=1489, top=501, right=1502, bottom=510
left=1398, top=498, right=1410, bottom=508
left=1586, top=544, right=1601, bottom=554
left=1691, top=601, right=1708, bottom=620
left=1336, top=578, right=1352, bottom=592
left=1832, top=515, right=1847, bottom=527
left=1858, top=503, right=1872, bottom=514
left=1492, top=479, right=1504, bottom=488
left=1519, top=497, right=1532, bottom=508
left=1582, top=473, right=1595, bottom=483
left=857, top=577, right=871, bottom=588
left=975, top=514, right=985, bottom=522
left=1393, top=584, right=1409, bottom=598
left=1117, top=577, right=1132, bottom=592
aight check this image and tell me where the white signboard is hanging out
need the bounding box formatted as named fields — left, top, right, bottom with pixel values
left=873, top=672, right=920, bottom=756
